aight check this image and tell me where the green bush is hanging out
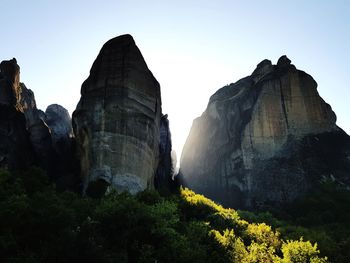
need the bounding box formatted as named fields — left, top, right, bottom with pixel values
left=0, top=169, right=333, bottom=262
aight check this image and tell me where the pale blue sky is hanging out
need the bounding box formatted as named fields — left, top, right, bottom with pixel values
left=1, top=0, right=349, bottom=157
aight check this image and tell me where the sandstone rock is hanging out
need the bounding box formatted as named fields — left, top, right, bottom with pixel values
left=0, top=59, right=33, bottom=169
left=45, top=104, right=73, bottom=154
left=155, top=114, right=174, bottom=191
left=19, top=83, right=54, bottom=170
left=180, top=56, right=350, bottom=209
left=277, top=55, right=291, bottom=68
left=251, top=59, right=273, bottom=82
left=19, top=85, right=76, bottom=188
left=73, top=34, right=162, bottom=195
left=0, top=58, right=20, bottom=107
left=0, top=58, right=78, bottom=190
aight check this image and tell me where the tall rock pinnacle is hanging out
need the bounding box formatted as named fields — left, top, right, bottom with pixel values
left=0, top=58, right=33, bottom=169
left=180, top=56, right=350, bottom=209
left=73, top=35, right=162, bottom=195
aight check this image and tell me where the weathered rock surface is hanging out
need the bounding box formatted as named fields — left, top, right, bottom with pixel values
left=0, top=58, right=21, bottom=107
left=45, top=104, right=73, bottom=154
left=19, top=84, right=76, bottom=187
left=19, top=83, right=54, bottom=170
left=0, top=59, right=33, bottom=169
left=155, top=114, right=174, bottom=191
left=73, top=34, right=162, bottom=195
left=180, top=56, right=350, bottom=209
left=0, top=58, right=76, bottom=189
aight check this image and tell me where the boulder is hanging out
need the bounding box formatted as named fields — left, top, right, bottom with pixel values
left=73, top=34, right=162, bottom=195
left=180, top=56, right=350, bottom=209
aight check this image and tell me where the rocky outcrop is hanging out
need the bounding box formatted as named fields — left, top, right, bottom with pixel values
left=19, top=84, right=76, bottom=187
left=19, top=83, right=54, bottom=170
left=73, top=34, right=162, bottom=195
left=0, top=58, right=21, bottom=107
left=0, top=59, right=33, bottom=169
left=0, top=58, right=76, bottom=188
left=45, top=104, right=73, bottom=155
left=155, top=114, right=174, bottom=191
left=180, top=56, right=350, bottom=209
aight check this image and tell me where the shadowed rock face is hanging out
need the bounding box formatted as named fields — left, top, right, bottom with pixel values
left=155, top=114, right=174, bottom=191
left=0, top=58, right=20, bottom=107
left=0, top=59, right=75, bottom=187
left=20, top=84, right=75, bottom=175
left=73, top=34, right=162, bottom=195
left=0, top=59, right=33, bottom=169
left=180, top=56, right=350, bottom=209
left=45, top=104, right=73, bottom=155
left=20, top=83, right=54, bottom=170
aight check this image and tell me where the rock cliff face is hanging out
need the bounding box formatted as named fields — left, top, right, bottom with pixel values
left=73, top=34, right=162, bottom=195
left=155, top=114, right=173, bottom=190
left=180, top=56, right=350, bottom=209
left=0, top=58, right=21, bottom=108
left=45, top=104, right=73, bottom=155
left=0, top=58, right=75, bottom=187
left=20, top=83, right=54, bottom=170
left=0, top=59, right=33, bottom=169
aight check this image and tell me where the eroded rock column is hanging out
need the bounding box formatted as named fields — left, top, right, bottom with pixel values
left=73, top=35, right=162, bottom=195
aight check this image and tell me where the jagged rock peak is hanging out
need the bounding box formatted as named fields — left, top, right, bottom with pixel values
left=0, top=59, right=76, bottom=182
left=251, top=59, right=273, bottom=82
left=0, top=58, right=19, bottom=83
left=73, top=34, right=162, bottom=196
left=0, top=58, right=33, bottom=169
left=0, top=58, right=21, bottom=108
left=277, top=55, right=292, bottom=68
left=180, top=55, right=349, bottom=209
left=19, top=83, right=37, bottom=113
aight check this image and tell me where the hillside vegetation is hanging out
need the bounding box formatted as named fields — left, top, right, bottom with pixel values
left=0, top=167, right=333, bottom=262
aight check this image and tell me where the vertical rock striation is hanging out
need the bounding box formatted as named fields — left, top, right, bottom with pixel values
left=155, top=114, right=174, bottom=191
left=73, top=34, right=162, bottom=195
left=180, top=56, right=350, bottom=209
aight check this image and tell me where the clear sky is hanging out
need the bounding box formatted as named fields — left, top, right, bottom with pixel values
left=1, top=0, right=350, bottom=160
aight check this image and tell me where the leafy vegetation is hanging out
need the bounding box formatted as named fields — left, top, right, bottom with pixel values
left=0, top=168, right=331, bottom=262
left=238, top=181, right=350, bottom=263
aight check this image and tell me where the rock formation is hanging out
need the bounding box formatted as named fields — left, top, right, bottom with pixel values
left=0, top=58, right=21, bottom=108
left=180, top=56, right=350, bottom=209
left=0, top=58, right=75, bottom=189
left=73, top=34, right=162, bottom=195
left=155, top=114, right=174, bottom=191
left=45, top=104, right=73, bottom=155
left=20, top=83, right=54, bottom=170
left=43, top=104, right=76, bottom=189
left=0, top=59, right=33, bottom=169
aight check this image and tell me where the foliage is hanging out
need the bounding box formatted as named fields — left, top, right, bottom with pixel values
left=238, top=181, right=350, bottom=263
left=0, top=168, right=329, bottom=262
left=281, top=239, right=327, bottom=263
